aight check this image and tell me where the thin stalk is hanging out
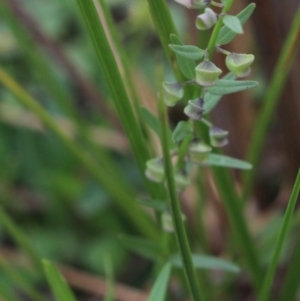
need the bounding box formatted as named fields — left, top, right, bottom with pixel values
left=146, top=0, right=183, bottom=81
left=95, top=0, right=165, bottom=202
left=0, top=206, right=43, bottom=275
left=75, top=0, right=159, bottom=196
left=279, top=235, right=300, bottom=301
left=0, top=67, right=160, bottom=241
left=243, top=5, right=300, bottom=199
left=258, top=169, right=300, bottom=301
left=159, top=88, right=206, bottom=301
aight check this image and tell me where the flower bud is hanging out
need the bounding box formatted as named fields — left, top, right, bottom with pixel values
left=209, top=126, right=229, bottom=147
left=225, top=53, right=255, bottom=78
left=174, top=0, right=210, bottom=9
left=184, top=98, right=205, bottom=120
left=145, top=158, right=164, bottom=183
left=162, top=82, right=184, bottom=107
left=188, top=141, right=212, bottom=163
left=175, top=171, right=190, bottom=192
left=195, top=61, right=222, bottom=87
left=196, top=8, right=218, bottom=30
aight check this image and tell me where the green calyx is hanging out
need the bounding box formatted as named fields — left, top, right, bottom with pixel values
left=225, top=53, right=255, bottom=78
left=195, top=61, right=222, bottom=87
left=174, top=0, right=211, bottom=9
left=184, top=98, right=205, bottom=120
left=162, top=82, right=184, bottom=107
left=145, top=158, right=165, bottom=183
left=188, top=141, right=212, bottom=163
left=196, top=8, right=218, bottom=30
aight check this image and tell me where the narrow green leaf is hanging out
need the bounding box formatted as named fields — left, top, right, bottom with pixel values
left=217, top=3, right=256, bottom=45
left=43, top=260, right=76, bottom=301
left=258, top=169, right=300, bottom=301
left=204, top=73, right=235, bottom=114
left=118, top=234, right=162, bottom=260
left=207, top=80, right=258, bottom=95
left=138, top=199, right=168, bottom=212
left=171, top=254, right=240, bottom=273
left=202, top=154, right=252, bottom=170
left=172, top=121, right=193, bottom=144
left=169, top=44, right=205, bottom=60
left=139, top=106, right=175, bottom=149
left=223, top=15, right=244, bottom=34
left=147, top=262, right=172, bottom=301
left=170, top=34, right=196, bottom=79
left=103, top=255, right=114, bottom=301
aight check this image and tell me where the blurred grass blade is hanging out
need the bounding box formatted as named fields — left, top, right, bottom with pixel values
left=43, top=260, right=76, bottom=301
left=258, top=169, right=300, bottom=301
left=103, top=255, right=114, bottom=301
left=0, top=206, right=42, bottom=274
left=146, top=0, right=182, bottom=80
left=0, top=67, right=160, bottom=240
left=0, top=255, right=46, bottom=301
left=279, top=235, right=300, bottom=301
left=171, top=254, right=240, bottom=273
left=75, top=0, right=155, bottom=189
left=243, top=5, right=300, bottom=200
left=147, top=262, right=172, bottom=301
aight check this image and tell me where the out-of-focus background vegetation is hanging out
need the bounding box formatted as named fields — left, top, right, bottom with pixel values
left=0, top=0, right=299, bottom=300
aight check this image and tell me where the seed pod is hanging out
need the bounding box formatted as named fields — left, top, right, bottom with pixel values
left=184, top=98, right=205, bottom=120
left=188, top=141, right=212, bottom=163
left=225, top=53, right=255, bottom=78
left=195, top=61, right=222, bottom=87
left=209, top=126, right=229, bottom=147
left=196, top=8, right=218, bottom=30
left=162, top=82, right=184, bottom=107
left=145, top=158, right=164, bottom=183
left=174, top=0, right=210, bottom=9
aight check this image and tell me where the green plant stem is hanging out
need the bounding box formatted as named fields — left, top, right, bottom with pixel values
left=258, top=169, right=300, bottom=301
left=243, top=5, right=300, bottom=199
left=207, top=0, right=234, bottom=58
left=0, top=67, right=160, bottom=241
left=75, top=0, right=161, bottom=197
left=146, top=0, right=183, bottom=81
left=159, top=89, right=205, bottom=301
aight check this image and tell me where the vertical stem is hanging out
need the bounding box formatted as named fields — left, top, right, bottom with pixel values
left=159, top=88, right=205, bottom=301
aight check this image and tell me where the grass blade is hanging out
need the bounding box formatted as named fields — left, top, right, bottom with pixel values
left=0, top=67, right=160, bottom=240
left=258, top=169, right=300, bottom=301
left=43, top=260, right=76, bottom=301
left=0, top=206, right=42, bottom=274
left=75, top=0, right=156, bottom=190
left=243, top=5, right=300, bottom=199
left=147, top=262, right=172, bottom=301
